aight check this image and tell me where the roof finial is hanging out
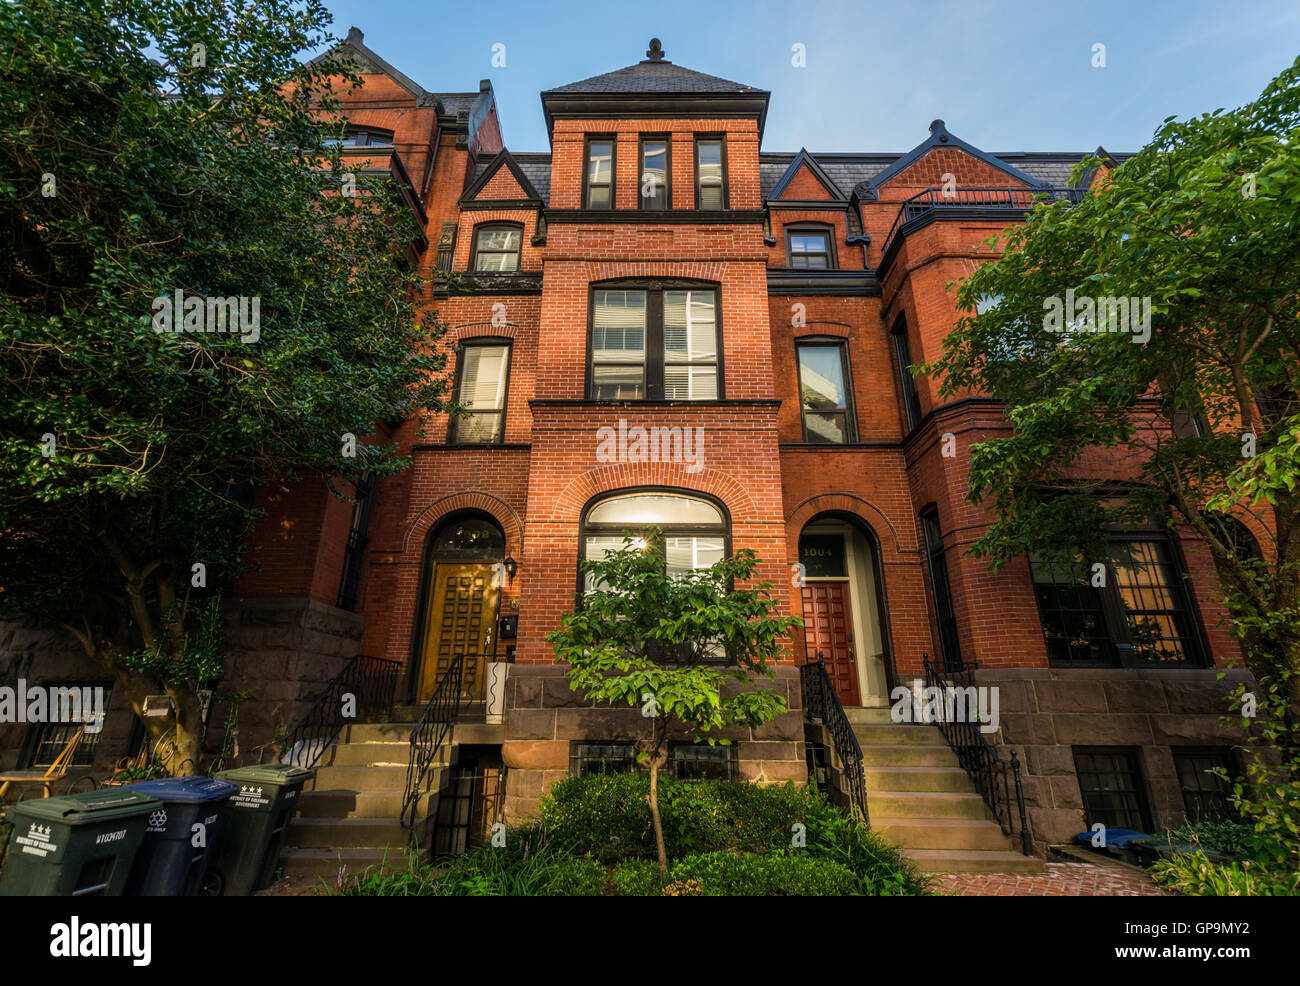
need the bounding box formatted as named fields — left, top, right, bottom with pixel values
left=646, top=38, right=664, bottom=62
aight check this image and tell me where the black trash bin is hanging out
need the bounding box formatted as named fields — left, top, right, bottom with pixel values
left=0, top=789, right=160, bottom=896
left=206, top=764, right=314, bottom=895
left=123, top=776, right=238, bottom=896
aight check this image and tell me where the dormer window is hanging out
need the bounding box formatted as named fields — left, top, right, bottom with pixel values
left=585, top=137, right=615, bottom=209
left=695, top=138, right=726, bottom=210
left=471, top=223, right=523, bottom=272
left=786, top=225, right=835, bottom=269
left=324, top=127, right=393, bottom=147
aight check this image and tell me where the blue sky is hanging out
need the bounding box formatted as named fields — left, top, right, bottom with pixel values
left=316, top=0, right=1300, bottom=154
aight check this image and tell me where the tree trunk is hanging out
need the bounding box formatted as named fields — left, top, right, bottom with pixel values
left=648, top=752, right=668, bottom=879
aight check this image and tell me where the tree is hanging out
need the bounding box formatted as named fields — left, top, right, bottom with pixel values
left=546, top=531, right=803, bottom=876
left=921, top=57, right=1300, bottom=735
left=0, top=0, right=452, bottom=771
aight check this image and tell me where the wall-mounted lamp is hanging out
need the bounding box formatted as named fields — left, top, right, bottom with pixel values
left=503, top=554, right=517, bottom=580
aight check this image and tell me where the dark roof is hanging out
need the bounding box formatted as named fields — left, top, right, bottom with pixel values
left=461, top=149, right=545, bottom=204
left=761, top=153, right=894, bottom=202
left=433, top=92, right=483, bottom=116
left=471, top=153, right=553, bottom=205
left=544, top=59, right=762, bottom=95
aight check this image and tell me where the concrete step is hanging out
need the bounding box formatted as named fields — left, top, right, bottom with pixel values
left=319, top=741, right=411, bottom=767
left=844, top=707, right=895, bottom=725
left=875, top=818, right=1016, bottom=852
left=859, top=744, right=959, bottom=767
left=277, top=847, right=411, bottom=880
left=311, top=764, right=420, bottom=791
left=908, top=849, right=1046, bottom=874
left=339, top=722, right=416, bottom=743
left=867, top=791, right=992, bottom=820
left=852, top=724, right=946, bottom=746
left=298, top=788, right=406, bottom=819
left=285, top=816, right=410, bottom=850
left=863, top=766, right=975, bottom=792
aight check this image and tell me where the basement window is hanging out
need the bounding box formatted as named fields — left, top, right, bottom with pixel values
left=669, top=743, right=736, bottom=781
left=570, top=741, right=636, bottom=777
left=1173, top=748, right=1238, bottom=823
left=1074, top=746, right=1153, bottom=833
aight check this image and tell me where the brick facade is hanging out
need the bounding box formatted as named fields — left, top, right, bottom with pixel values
left=4, top=35, right=1260, bottom=850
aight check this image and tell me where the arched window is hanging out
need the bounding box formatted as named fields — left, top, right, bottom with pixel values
left=430, top=512, right=505, bottom=559
left=470, top=222, right=523, bottom=272
left=580, top=491, right=729, bottom=580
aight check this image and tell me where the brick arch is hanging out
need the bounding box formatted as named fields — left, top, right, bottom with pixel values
left=449, top=321, right=521, bottom=343
left=402, top=492, right=524, bottom=555
left=786, top=492, right=908, bottom=556
left=584, top=261, right=729, bottom=283
left=547, top=464, right=758, bottom=525
left=793, top=321, right=854, bottom=340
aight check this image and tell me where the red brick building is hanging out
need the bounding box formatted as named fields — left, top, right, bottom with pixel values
left=1, top=31, right=1258, bottom=872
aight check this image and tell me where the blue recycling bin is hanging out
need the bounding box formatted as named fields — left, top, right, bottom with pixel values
left=123, top=776, right=238, bottom=896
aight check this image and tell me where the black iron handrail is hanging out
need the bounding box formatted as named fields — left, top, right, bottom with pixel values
left=279, top=654, right=401, bottom=768
left=880, top=185, right=1086, bottom=264
left=401, top=653, right=466, bottom=831
left=921, top=656, right=1032, bottom=855
left=799, top=657, right=869, bottom=825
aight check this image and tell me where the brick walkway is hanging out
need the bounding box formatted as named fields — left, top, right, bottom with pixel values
left=937, top=860, right=1169, bottom=896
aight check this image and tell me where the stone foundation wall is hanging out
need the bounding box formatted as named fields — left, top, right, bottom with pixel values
left=500, top=664, right=807, bottom=821
left=968, top=667, right=1257, bottom=855
left=0, top=597, right=363, bottom=776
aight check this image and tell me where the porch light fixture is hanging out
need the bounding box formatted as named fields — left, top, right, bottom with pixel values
left=503, top=554, right=517, bottom=580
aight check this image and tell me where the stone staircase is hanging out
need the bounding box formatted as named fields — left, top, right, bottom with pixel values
left=849, top=708, right=1043, bottom=874
left=278, top=721, right=452, bottom=881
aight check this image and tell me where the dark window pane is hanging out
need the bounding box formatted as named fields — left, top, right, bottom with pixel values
left=641, top=140, right=667, bottom=208
left=1029, top=552, right=1113, bottom=665
left=922, top=511, right=962, bottom=670
left=1174, top=750, right=1237, bottom=822
left=571, top=742, right=636, bottom=776
left=669, top=743, right=736, bottom=781
left=1074, top=747, right=1153, bottom=832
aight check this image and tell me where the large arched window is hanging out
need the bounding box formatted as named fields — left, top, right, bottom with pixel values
left=580, top=490, right=729, bottom=583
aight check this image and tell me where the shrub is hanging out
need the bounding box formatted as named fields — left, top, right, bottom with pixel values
left=611, top=859, right=663, bottom=896
left=1151, top=851, right=1300, bottom=896
left=668, top=851, right=862, bottom=896
left=1160, top=820, right=1253, bottom=857
left=335, top=850, right=440, bottom=896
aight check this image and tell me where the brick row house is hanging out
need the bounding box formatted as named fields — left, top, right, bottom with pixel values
left=1, top=31, right=1262, bottom=873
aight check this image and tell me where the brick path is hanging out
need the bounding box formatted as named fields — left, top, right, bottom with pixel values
left=937, top=860, right=1169, bottom=896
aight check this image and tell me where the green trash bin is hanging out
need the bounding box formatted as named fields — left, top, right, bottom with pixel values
left=0, top=789, right=161, bottom=896
left=206, top=764, right=314, bottom=895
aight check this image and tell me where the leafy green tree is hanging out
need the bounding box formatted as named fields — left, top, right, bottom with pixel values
left=921, top=56, right=1300, bottom=737
left=546, top=531, right=802, bottom=876
left=0, top=0, right=451, bottom=770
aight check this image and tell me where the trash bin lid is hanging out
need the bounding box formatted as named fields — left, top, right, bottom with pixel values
left=127, top=776, right=239, bottom=803
left=1075, top=828, right=1147, bottom=847
left=216, top=764, right=315, bottom=786
left=12, top=788, right=161, bottom=824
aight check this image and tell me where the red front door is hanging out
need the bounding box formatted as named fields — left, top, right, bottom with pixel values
left=801, top=581, right=860, bottom=706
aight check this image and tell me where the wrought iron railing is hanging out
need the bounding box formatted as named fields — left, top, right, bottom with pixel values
left=880, top=185, right=1086, bottom=264
left=279, top=654, right=401, bottom=768
left=799, top=657, right=869, bottom=825
left=921, top=656, right=1032, bottom=855
left=401, top=653, right=466, bottom=832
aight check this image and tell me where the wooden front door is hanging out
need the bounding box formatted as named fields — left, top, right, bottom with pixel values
left=801, top=581, right=861, bottom=707
left=418, top=562, right=500, bottom=703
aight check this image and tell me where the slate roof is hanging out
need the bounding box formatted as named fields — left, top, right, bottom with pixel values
left=544, top=59, right=763, bottom=95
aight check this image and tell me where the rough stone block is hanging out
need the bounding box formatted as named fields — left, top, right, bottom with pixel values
left=1052, top=713, right=1153, bottom=746
left=501, top=740, right=569, bottom=770
left=1032, top=680, right=1107, bottom=713
left=505, top=708, right=556, bottom=741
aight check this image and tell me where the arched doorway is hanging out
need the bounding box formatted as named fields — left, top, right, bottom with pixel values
left=413, top=511, right=506, bottom=703
left=797, top=514, right=894, bottom=708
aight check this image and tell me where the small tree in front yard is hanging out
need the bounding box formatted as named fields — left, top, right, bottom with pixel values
left=546, top=530, right=803, bottom=877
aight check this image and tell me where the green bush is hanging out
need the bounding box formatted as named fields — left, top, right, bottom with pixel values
left=1151, top=851, right=1300, bottom=896
left=335, top=774, right=933, bottom=896
left=1160, top=820, right=1253, bottom=857
left=610, top=859, right=662, bottom=896
left=668, top=851, right=862, bottom=896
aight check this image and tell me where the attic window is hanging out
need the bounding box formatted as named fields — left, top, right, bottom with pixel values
left=324, top=128, right=394, bottom=148
left=786, top=225, right=834, bottom=269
